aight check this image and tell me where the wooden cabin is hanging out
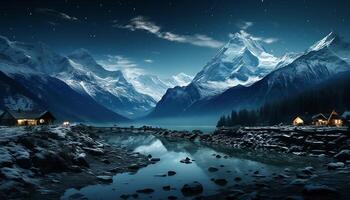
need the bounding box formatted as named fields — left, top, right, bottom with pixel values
left=312, top=113, right=328, bottom=126
left=327, top=110, right=343, bottom=127
left=0, top=110, right=56, bottom=126
left=292, top=116, right=304, bottom=126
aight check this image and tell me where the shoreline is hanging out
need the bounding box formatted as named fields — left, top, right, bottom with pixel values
left=0, top=125, right=152, bottom=200
left=1, top=124, right=349, bottom=200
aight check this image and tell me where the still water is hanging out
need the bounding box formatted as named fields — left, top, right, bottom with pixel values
left=61, top=133, right=326, bottom=200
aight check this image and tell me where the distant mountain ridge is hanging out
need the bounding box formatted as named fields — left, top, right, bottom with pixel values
left=0, top=36, right=154, bottom=121
left=149, top=32, right=350, bottom=121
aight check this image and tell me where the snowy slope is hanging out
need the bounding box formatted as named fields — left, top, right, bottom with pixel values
left=0, top=36, right=154, bottom=120
left=57, top=49, right=156, bottom=118
left=149, top=31, right=280, bottom=117
left=124, top=72, right=193, bottom=101
left=185, top=32, right=350, bottom=116
left=192, top=31, right=279, bottom=97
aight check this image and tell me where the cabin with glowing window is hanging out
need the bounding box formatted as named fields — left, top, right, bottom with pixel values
left=312, top=113, right=328, bottom=126
left=327, top=111, right=343, bottom=127
left=0, top=110, right=56, bottom=126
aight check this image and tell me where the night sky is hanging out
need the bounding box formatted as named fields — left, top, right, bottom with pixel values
left=1, top=0, right=350, bottom=77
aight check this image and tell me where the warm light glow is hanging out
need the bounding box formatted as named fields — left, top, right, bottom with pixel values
left=63, top=121, right=70, bottom=126
left=293, top=117, right=304, bottom=125
left=17, top=119, right=37, bottom=126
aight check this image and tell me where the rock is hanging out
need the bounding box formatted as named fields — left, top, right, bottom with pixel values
left=32, top=150, right=68, bottom=173
left=163, top=185, right=171, bottom=191
left=213, top=178, right=227, bottom=186
left=327, top=162, right=345, bottom=170
left=0, top=167, right=22, bottom=180
left=216, top=155, right=222, bottom=159
left=208, top=167, right=219, bottom=172
left=301, top=167, right=313, bottom=175
left=167, top=171, right=176, bottom=176
left=73, top=153, right=89, bottom=168
left=303, top=184, right=338, bottom=197
left=290, top=179, right=307, bottom=186
left=83, top=147, right=104, bottom=156
left=168, top=196, right=177, bottom=200
left=70, top=165, right=83, bottom=173
left=234, top=177, right=242, bottom=181
left=181, top=181, right=203, bottom=196
left=253, top=170, right=259, bottom=174
left=120, top=194, right=130, bottom=199
left=128, top=164, right=140, bottom=170
left=136, top=188, right=154, bottom=194
left=147, top=154, right=152, bottom=158
left=150, top=158, right=160, bottom=162
left=334, top=150, right=350, bottom=162
left=180, top=157, right=192, bottom=164
left=12, top=146, right=31, bottom=169
left=0, top=147, right=13, bottom=167
left=97, top=175, right=113, bottom=183
left=101, top=158, right=110, bottom=164
left=131, top=193, right=138, bottom=198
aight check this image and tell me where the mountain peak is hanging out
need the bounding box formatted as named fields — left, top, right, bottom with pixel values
left=309, top=32, right=339, bottom=52
left=226, top=31, right=266, bottom=56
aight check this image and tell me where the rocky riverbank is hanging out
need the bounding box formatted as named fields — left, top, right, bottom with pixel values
left=153, top=125, right=350, bottom=158
left=0, top=125, right=151, bottom=200
left=150, top=125, right=350, bottom=199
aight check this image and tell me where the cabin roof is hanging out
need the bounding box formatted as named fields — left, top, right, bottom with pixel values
left=4, top=110, right=53, bottom=119
left=312, top=113, right=327, bottom=120
left=328, top=111, right=343, bottom=121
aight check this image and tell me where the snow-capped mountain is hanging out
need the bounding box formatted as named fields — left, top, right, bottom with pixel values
left=0, top=36, right=155, bottom=120
left=149, top=31, right=280, bottom=117
left=192, top=31, right=279, bottom=97
left=149, top=32, right=350, bottom=119
left=182, top=32, right=350, bottom=117
left=124, top=72, right=193, bottom=101
left=57, top=49, right=156, bottom=118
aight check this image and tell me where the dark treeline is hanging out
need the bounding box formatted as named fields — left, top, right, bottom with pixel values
left=217, top=72, right=350, bottom=127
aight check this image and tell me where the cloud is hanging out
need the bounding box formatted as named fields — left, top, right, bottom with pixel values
left=36, top=8, right=78, bottom=21
left=144, top=59, right=153, bottom=63
left=114, top=16, right=223, bottom=48
left=236, top=21, right=254, bottom=30
left=230, top=30, right=279, bottom=44
left=97, top=55, right=144, bottom=78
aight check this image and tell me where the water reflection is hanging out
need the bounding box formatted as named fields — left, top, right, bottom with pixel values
left=61, top=133, right=321, bottom=200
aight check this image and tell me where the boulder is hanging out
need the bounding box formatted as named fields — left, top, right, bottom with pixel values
left=136, top=188, right=154, bottom=194
left=32, top=151, right=68, bottom=173
left=96, top=175, right=113, bottom=183
left=163, top=185, right=171, bottom=191
left=334, top=150, right=350, bottom=162
left=0, top=147, right=13, bottom=167
left=180, top=157, right=192, bottom=164
left=167, top=171, right=176, bottom=176
left=181, top=181, right=203, bottom=196
left=208, top=167, right=219, bottom=172
left=73, top=153, right=89, bottom=168
left=213, top=178, right=227, bottom=186
left=327, top=162, right=345, bottom=170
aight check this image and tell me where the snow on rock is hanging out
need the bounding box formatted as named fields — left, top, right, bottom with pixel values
left=191, top=31, right=279, bottom=97
left=49, top=126, right=70, bottom=138
left=0, top=147, right=13, bottom=167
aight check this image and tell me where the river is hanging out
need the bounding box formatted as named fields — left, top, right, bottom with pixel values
left=61, top=132, right=349, bottom=200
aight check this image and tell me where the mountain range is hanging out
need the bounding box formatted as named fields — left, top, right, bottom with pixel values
left=149, top=32, right=350, bottom=122
left=1, top=31, right=349, bottom=124
left=0, top=36, right=191, bottom=121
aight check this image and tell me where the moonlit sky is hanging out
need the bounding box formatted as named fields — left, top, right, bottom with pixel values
left=1, top=0, right=349, bottom=78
